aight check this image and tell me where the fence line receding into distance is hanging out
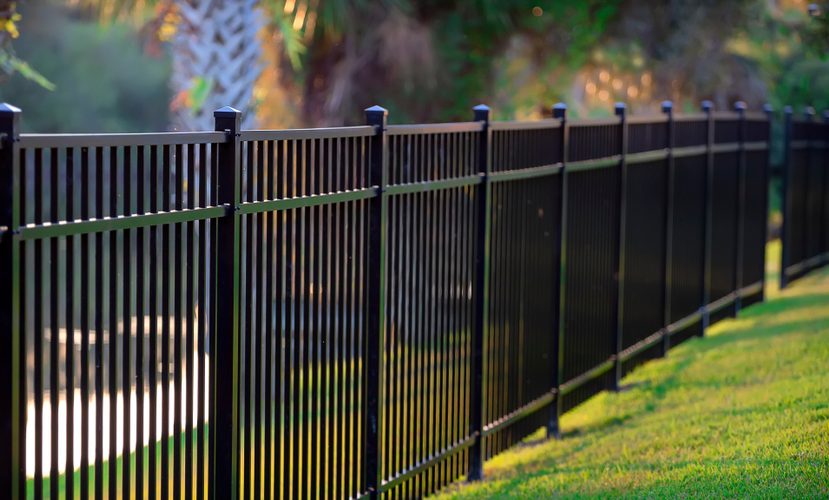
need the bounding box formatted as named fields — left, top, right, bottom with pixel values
left=4, top=98, right=821, bottom=499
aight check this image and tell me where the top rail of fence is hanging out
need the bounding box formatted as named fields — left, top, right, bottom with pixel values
left=489, top=119, right=561, bottom=131
left=674, top=113, right=708, bottom=122
left=712, top=110, right=741, bottom=120
left=744, top=111, right=768, bottom=121
left=387, top=121, right=484, bottom=135
left=569, top=117, right=621, bottom=127
left=627, top=114, right=669, bottom=124
left=239, top=125, right=375, bottom=141
left=18, top=131, right=228, bottom=148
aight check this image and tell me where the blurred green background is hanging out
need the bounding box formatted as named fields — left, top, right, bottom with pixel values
left=0, top=0, right=827, bottom=134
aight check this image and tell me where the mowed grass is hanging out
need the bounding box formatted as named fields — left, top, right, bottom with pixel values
left=437, top=241, right=829, bottom=498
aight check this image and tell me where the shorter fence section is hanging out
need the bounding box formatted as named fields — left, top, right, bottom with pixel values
left=780, top=107, right=829, bottom=288
left=0, top=99, right=776, bottom=500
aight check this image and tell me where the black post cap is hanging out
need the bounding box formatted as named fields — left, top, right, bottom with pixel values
left=733, top=101, right=747, bottom=113
left=213, top=106, right=241, bottom=132
left=661, top=100, right=673, bottom=114
left=213, top=106, right=241, bottom=120
left=701, top=100, right=714, bottom=112
left=473, top=104, right=490, bottom=122
left=552, top=102, right=567, bottom=120
left=365, top=105, right=388, bottom=128
left=614, top=102, right=626, bottom=117
left=0, top=103, right=21, bottom=138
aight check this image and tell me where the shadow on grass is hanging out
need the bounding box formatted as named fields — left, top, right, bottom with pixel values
left=562, top=273, right=829, bottom=439
left=555, top=348, right=698, bottom=441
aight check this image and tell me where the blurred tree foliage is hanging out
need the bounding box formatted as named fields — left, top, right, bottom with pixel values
left=17, top=0, right=619, bottom=127
left=735, top=0, right=829, bottom=114
left=573, top=0, right=760, bottom=115
left=726, top=0, right=829, bottom=167
left=0, top=1, right=171, bottom=132
left=274, top=1, right=619, bottom=125
left=3, top=0, right=828, bottom=131
left=0, top=0, right=55, bottom=89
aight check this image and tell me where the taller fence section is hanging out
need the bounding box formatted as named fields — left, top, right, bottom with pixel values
left=234, top=123, right=376, bottom=499
left=481, top=115, right=564, bottom=460
left=738, top=107, right=773, bottom=306
left=379, top=118, right=482, bottom=497
left=559, top=113, right=623, bottom=411
left=0, top=101, right=774, bottom=500
left=1, top=113, right=228, bottom=500
left=781, top=108, right=829, bottom=288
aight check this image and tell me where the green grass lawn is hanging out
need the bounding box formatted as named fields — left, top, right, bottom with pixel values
left=437, top=241, right=829, bottom=498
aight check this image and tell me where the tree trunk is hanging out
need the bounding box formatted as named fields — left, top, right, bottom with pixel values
left=172, top=0, right=262, bottom=131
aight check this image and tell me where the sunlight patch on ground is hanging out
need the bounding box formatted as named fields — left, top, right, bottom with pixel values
left=436, top=243, right=829, bottom=498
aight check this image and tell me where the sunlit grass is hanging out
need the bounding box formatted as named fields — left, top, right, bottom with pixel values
left=437, top=240, right=829, bottom=498
left=26, top=431, right=208, bottom=500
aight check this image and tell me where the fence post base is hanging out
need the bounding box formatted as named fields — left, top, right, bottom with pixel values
left=547, top=394, right=562, bottom=440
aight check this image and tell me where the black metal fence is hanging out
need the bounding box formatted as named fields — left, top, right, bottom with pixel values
left=780, top=107, right=829, bottom=288
left=0, top=99, right=773, bottom=500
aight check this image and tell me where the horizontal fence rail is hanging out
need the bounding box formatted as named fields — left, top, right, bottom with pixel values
left=0, top=97, right=795, bottom=499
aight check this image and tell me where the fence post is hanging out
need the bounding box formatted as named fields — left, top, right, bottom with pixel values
left=469, top=104, right=491, bottom=480
left=804, top=107, right=816, bottom=274
left=761, top=104, right=774, bottom=300
left=661, top=100, right=674, bottom=356
left=823, top=109, right=829, bottom=266
left=700, top=100, right=714, bottom=333
left=211, top=106, right=242, bottom=500
left=612, top=102, right=627, bottom=392
left=364, top=105, right=388, bottom=498
left=0, top=103, right=22, bottom=500
left=734, top=101, right=747, bottom=315
left=780, top=106, right=793, bottom=289
left=549, top=102, right=567, bottom=440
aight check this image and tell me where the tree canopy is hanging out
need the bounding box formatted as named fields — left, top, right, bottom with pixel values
left=2, top=0, right=828, bottom=131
